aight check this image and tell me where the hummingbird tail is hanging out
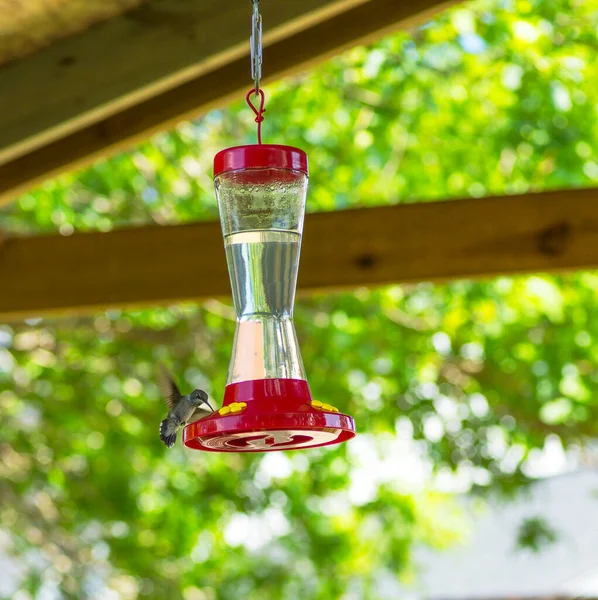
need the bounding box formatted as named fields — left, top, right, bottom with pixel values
left=159, top=419, right=177, bottom=449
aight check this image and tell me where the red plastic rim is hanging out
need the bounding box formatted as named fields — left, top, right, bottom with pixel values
left=183, top=378, right=355, bottom=453
left=214, top=145, right=308, bottom=177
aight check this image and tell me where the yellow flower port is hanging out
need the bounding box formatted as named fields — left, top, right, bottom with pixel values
left=311, top=400, right=339, bottom=413
left=218, top=402, right=248, bottom=416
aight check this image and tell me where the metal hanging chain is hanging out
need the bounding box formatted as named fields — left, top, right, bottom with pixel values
left=247, top=0, right=266, bottom=144
left=250, top=0, right=262, bottom=96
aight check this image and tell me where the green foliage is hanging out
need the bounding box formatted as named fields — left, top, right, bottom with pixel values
left=516, top=516, right=558, bottom=552
left=2, top=0, right=598, bottom=598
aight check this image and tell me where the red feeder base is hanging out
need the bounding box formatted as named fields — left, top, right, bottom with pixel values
left=183, top=379, right=356, bottom=452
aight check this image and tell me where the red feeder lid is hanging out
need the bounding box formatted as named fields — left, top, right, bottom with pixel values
left=214, top=144, right=308, bottom=177
left=183, top=378, right=355, bottom=453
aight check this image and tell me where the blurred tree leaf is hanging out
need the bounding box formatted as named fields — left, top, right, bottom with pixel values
left=516, top=516, right=558, bottom=552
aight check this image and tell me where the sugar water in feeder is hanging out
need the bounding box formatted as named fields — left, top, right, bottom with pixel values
left=183, top=145, right=356, bottom=452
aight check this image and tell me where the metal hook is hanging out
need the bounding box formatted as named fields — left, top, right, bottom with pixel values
left=246, top=88, right=266, bottom=144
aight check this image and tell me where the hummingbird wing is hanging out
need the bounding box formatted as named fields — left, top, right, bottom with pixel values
left=186, top=405, right=211, bottom=424
left=157, top=364, right=183, bottom=409
left=187, top=396, right=216, bottom=423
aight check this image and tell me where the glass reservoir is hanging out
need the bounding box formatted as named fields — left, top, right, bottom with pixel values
left=219, top=155, right=307, bottom=386
left=183, top=145, right=355, bottom=452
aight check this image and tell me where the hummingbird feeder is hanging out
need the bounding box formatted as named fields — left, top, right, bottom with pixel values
left=183, top=0, right=355, bottom=453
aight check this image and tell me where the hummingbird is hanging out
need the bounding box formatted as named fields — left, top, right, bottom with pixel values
left=158, top=365, right=214, bottom=448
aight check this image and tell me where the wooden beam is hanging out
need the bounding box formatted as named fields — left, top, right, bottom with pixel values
left=0, top=0, right=365, bottom=165
left=1, top=188, right=597, bottom=322
left=0, top=0, right=458, bottom=206
left=0, top=0, right=144, bottom=67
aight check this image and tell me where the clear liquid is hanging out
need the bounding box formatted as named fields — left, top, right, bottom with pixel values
left=225, top=230, right=301, bottom=318
left=224, top=229, right=306, bottom=384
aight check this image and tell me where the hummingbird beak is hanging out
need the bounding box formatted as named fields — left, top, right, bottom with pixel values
left=205, top=400, right=214, bottom=412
